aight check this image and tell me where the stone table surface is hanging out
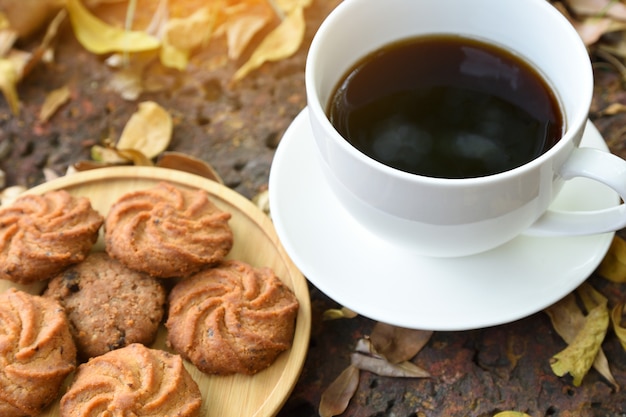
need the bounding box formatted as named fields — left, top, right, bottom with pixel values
left=3, top=1, right=626, bottom=416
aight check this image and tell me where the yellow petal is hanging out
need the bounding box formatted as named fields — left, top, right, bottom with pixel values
left=232, top=6, right=305, bottom=81
left=66, top=0, right=160, bottom=54
left=117, top=101, right=172, bottom=159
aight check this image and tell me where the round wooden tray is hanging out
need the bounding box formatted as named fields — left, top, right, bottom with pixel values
left=0, top=166, right=311, bottom=417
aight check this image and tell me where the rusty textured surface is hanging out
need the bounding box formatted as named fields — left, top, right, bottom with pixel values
left=3, top=2, right=626, bottom=417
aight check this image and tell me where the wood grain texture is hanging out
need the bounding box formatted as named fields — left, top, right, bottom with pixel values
left=0, top=166, right=311, bottom=417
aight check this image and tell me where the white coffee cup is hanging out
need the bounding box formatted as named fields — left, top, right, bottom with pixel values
left=305, top=0, right=626, bottom=257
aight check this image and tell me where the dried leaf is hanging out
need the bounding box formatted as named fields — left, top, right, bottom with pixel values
left=252, top=189, right=270, bottom=216
left=232, top=6, right=305, bottom=81
left=0, top=58, right=19, bottom=114
left=322, top=306, right=358, bottom=321
left=545, top=289, right=618, bottom=389
left=565, top=0, right=626, bottom=21
left=115, top=148, right=154, bottom=166
left=39, top=84, right=70, bottom=122
left=549, top=286, right=610, bottom=386
left=351, top=338, right=430, bottom=378
left=157, top=151, right=223, bottom=183
left=611, top=302, right=626, bottom=351
left=493, top=412, right=533, bottom=417
left=91, top=144, right=131, bottom=164
left=369, top=322, right=433, bottom=364
left=66, top=0, right=160, bottom=54
left=160, top=7, right=217, bottom=70
left=116, top=100, right=172, bottom=159
left=219, top=0, right=274, bottom=60
left=319, top=365, right=359, bottom=417
left=350, top=352, right=430, bottom=378
left=598, top=235, right=626, bottom=283
left=0, top=0, right=65, bottom=38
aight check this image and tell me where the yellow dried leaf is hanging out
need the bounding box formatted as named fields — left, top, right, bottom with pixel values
left=545, top=292, right=618, bottom=389
left=549, top=289, right=609, bottom=386
left=232, top=6, right=305, bottom=81
left=66, top=0, right=160, bottom=54
left=117, top=101, right=172, bottom=159
left=91, top=144, right=131, bottom=164
left=273, top=0, right=313, bottom=14
left=319, top=365, right=359, bottom=417
left=0, top=58, right=19, bottom=114
left=611, top=302, right=626, bottom=352
left=0, top=0, right=65, bottom=38
left=598, top=235, right=626, bottom=283
left=493, top=412, right=533, bottom=417
left=322, top=306, right=358, bottom=321
left=223, top=9, right=272, bottom=59
left=160, top=6, right=217, bottom=70
left=39, top=85, right=70, bottom=122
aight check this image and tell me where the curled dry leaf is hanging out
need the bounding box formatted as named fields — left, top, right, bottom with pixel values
left=0, top=58, right=19, bottom=114
left=547, top=284, right=612, bottom=387
left=66, top=0, right=160, bottom=54
left=39, top=84, right=71, bottom=122
left=319, top=365, right=359, bottom=417
left=251, top=189, right=270, bottom=217
left=157, top=151, right=224, bottom=183
left=352, top=338, right=430, bottom=378
left=598, top=235, right=626, bottom=283
left=565, top=0, right=626, bottom=21
left=369, top=322, right=433, bottom=364
left=322, top=306, right=358, bottom=321
left=610, top=302, right=626, bottom=352
left=116, top=100, right=172, bottom=159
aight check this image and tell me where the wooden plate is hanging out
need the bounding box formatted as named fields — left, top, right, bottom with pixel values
left=0, top=166, right=311, bottom=417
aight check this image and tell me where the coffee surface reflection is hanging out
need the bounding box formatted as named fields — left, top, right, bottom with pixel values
left=327, top=35, right=564, bottom=178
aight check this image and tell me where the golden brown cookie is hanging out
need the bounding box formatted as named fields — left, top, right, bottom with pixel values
left=60, top=343, right=202, bottom=417
left=0, top=288, right=77, bottom=417
left=104, top=181, right=233, bottom=278
left=166, top=260, right=299, bottom=375
left=0, top=190, right=104, bottom=284
left=44, top=252, right=167, bottom=360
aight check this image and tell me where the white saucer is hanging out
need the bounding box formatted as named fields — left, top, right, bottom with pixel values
left=269, top=109, right=617, bottom=331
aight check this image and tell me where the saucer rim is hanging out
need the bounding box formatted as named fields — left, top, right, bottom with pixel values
left=269, top=108, right=615, bottom=330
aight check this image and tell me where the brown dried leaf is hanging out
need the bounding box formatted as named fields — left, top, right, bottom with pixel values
left=548, top=285, right=611, bottom=387
left=39, top=84, right=70, bottom=122
left=319, top=365, right=359, bottom=417
left=0, top=0, right=65, bottom=38
left=598, top=235, right=626, bottom=283
left=116, top=100, right=172, bottom=159
left=369, top=322, right=433, bottom=364
left=611, top=302, right=626, bottom=352
left=157, top=151, right=223, bottom=183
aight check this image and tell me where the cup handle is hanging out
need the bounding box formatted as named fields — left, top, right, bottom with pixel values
left=525, top=147, right=626, bottom=237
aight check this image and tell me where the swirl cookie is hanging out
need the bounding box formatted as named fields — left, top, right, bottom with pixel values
left=0, top=288, right=76, bottom=417
left=166, top=260, right=299, bottom=375
left=44, top=252, right=167, bottom=360
left=105, top=182, right=233, bottom=278
left=60, top=343, right=202, bottom=417
left=0, top=190, right=104, bottom=284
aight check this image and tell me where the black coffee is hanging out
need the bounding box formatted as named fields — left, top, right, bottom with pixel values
left=327, top=35, right=564, bottom=178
